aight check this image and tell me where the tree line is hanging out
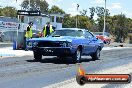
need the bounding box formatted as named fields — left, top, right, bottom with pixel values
left=0, top=0, right=132, bottom=42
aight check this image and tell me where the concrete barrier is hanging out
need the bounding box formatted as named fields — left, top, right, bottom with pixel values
left=0, top=42, right=13, bottom=48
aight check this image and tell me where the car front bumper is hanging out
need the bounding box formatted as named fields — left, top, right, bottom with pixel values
left=32, top=47, right=76, bottom=56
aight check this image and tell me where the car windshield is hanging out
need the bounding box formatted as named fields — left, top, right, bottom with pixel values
left=49, top=29, right=83, bottom=37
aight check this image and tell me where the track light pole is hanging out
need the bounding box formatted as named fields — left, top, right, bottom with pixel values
left=103, top=0, right=106, bottom=36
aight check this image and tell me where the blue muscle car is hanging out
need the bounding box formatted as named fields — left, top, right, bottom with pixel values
left=27, top=28, right=104, bottom=62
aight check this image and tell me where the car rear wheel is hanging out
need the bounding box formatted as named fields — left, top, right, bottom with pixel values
left=33, top=52, right=42, bottom=61
left=72, top=48, right=81, bottom=63
left=103, top=41, right=107, bottom=44
left=91, top=48, right=100, bottom=60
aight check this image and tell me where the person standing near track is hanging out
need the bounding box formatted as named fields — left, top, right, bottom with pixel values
left=25, top=22, right=33, bottom=50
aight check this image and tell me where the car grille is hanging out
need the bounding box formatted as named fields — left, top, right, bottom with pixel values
left=37, top=41, right=62, bottom=47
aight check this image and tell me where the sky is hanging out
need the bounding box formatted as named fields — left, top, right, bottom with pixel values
left=0, top=0, right=132, bottom=19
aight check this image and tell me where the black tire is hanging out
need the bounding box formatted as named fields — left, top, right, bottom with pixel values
left=33, top=52, right=42, bottom=61
left=72, top=48, right=81, bottom=63
left=91, top=48, right=100, bottom=60
left=103, top=41, right=107, bottom=44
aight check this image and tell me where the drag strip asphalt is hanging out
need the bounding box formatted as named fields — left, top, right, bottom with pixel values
left=0, top=48, right=132, bottom=88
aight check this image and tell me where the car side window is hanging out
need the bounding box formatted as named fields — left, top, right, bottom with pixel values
left=85, top=31, right=93, bottom=38
left=89, top=32, right=95, bottom=37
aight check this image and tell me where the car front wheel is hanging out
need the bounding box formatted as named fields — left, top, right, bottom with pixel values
left=72, top=48, right=81, bottom=63
left=33, top=51, right=42, bottom=61
left=91, top=48, right=100, bottom=60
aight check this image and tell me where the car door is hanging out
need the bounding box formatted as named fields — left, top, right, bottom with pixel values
left=84, top=31, right=96, bottom=54
left=89, top=32, right=99, bottom=53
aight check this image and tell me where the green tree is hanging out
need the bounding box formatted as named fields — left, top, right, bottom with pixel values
left=78, top=15, right=92, bottom=30
left=96, top=17, right=104, bottom=32
left=113, top=14, right=128, bottom=42
left=0, top=6, right=17, bottom=17
left=126, top=18, right=132, bottom=33
left=0, top=8, right=2, bottom=15
left=63, top=14, right=92, bottom=30
left=21, top=0, right=49, bottom=13
left=63, top=14, right=76, bottom=28
left=80, top=9, right=87, bottom=16
left=88, top=6, right=110, bottom=32
left=96, top=16, right=112, bottom=33
left=89, top=7, right=95, bottom=20
left=49, top=5, right=65, bottom=14
left=89, top=7, right=110, bottom=19
left=95, top=6, right=110, bottom=17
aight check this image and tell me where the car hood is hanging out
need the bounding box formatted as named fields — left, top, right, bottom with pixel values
left=29, top=36, right=84, bottom=42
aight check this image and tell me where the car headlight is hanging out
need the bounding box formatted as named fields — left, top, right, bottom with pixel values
left=27, top=42, right=32, bottom=46
left=33, top=42, right=38, bottom=47
left=67, top=42, right=72, bottom=47
left=60, top=42, right=72, bottom=47
left=62, top=42, right=67, bottom=47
